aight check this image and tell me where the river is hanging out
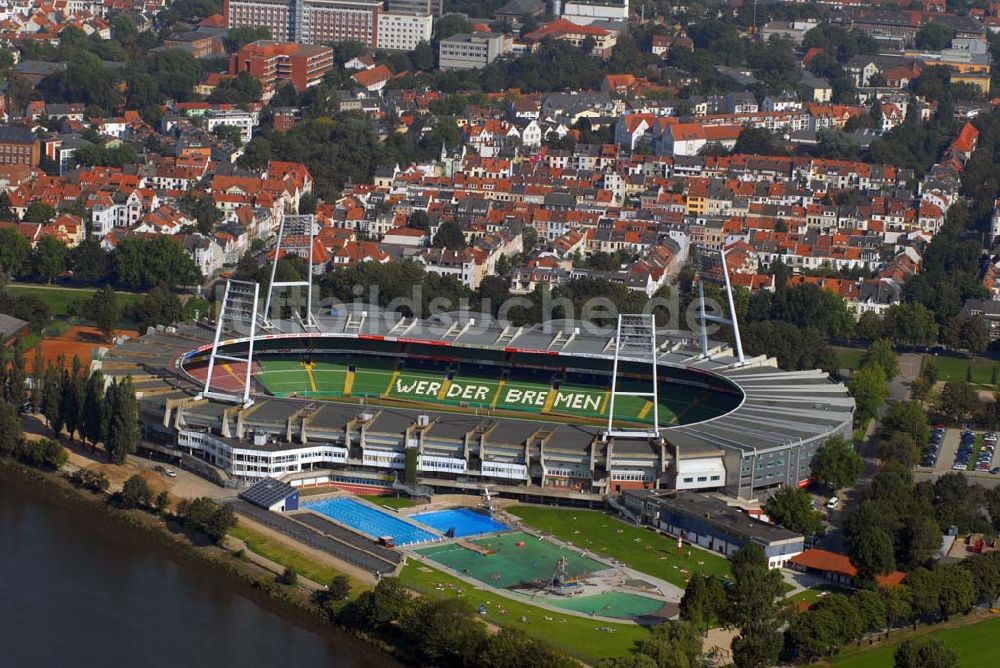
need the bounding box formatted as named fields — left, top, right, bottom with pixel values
left=0, top=469, right=394, bottom=668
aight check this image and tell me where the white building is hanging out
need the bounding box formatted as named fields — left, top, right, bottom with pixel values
left=205, top=109, right=257, bottom=144
left=376, top=12, right=432, bottom=51
left=438, top=32, right=509, bottom=70
left=561, top=0, right=628, bottom=25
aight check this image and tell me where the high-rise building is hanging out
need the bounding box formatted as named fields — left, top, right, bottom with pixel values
left=376, top=13, right=433, bottom=51
left=225, top=0, right=383, bottom=47
left=386, top=0, right=442, bottom=17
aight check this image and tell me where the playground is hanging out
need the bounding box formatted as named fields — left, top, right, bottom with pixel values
left=416, top=531, right=609, bottom=590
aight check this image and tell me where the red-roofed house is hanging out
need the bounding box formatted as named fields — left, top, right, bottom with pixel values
left=352, top=65, right=392, bottom=94
left=789, top=548, right=906, bottom=588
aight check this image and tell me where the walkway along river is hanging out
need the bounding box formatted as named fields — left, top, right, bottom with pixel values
left=0, top=466, right=395, bottom=668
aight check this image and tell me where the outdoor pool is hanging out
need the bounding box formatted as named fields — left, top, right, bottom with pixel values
left=412, top=508, right=510, bottom=537
left=304, top=497, right=437, bottom=546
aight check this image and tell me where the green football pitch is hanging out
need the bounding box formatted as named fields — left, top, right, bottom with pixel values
left=254, top=356, right=726, bottom=426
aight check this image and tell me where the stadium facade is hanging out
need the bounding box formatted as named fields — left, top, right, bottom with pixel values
left=105, top=307, right=854, bottom=503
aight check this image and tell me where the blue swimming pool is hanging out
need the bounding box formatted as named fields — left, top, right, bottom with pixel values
left=412, top=508, right=510, bottom=538
left=304, top=498, right=437, bottom=545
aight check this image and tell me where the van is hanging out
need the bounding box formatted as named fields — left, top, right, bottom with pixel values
left=826, top=497, right=839, bottom=510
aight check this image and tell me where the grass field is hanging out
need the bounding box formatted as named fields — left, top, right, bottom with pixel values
left=832, top=347, right=865, bottom=371
left=369, top=494, right=417, bottom=509
left=831, top=615, right=1000, bottom=667
left=7, top=283, right=145, bottom=327
left=786, top=582, right=846, bottom=607
left=932, top=355, right=999, bottom=386
left=399, top=560, right=647, bottom=663
left=508, top=506, right=731, bottom=589
left=253, top=355, right=732, bottom=427
left=229, top=524, right=368, bottom=592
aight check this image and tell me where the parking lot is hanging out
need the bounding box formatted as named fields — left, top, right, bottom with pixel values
left=924, top=427, right=999, bottom=475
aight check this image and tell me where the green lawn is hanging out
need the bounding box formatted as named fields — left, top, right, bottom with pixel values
left=399, top=560, right=647, bottom=663
left=229, top=524, right=368, bottom=592
left=832, top=347, right=864, bottom=371
left=7, top=283, right=145, bottom=327
left=370, top=494, right=417, bottom=509
left=786, top=582, right=847, bottom=606
left=932, top=355, right=999, bottom=386
left=508, top=506, right=731, bottom=589
left=832, top=616, right=1000, bottom=667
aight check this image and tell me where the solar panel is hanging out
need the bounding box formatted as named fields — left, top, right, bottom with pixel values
left=238, top=477, right=296, bottom=509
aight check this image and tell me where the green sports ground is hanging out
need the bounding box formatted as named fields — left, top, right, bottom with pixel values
left=253, top=355, right=733, bottom=427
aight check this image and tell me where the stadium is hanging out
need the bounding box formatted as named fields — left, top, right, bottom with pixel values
left=98, top=220, right=854, bottom=504
left=106, top=303, right=853, bottom=503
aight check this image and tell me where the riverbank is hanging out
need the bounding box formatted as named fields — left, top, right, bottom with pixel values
left=0, top=460, right=401, bottom=667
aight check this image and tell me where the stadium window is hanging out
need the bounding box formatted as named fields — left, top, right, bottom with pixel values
left=683, top=477, right=693, bottom=483
left=697, top=476, right=707, bottom=482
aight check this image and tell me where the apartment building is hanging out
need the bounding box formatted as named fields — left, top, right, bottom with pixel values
left=229, top=41, right=334, bottom=95
left=0, top=126, right=40, bottom=166
left=376, top=12, right=432, bottom=51
left=439, top=32, right=510, bottom=70
left=225, top=0, right=382, bottom=47
left=386, top=0, right=441, bottom=16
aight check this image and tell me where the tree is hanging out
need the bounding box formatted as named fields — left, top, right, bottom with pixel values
left=679, top=573, right=727, bottom=633
left=111, top=236, right=200, bottom=289
left=120, top=473, right=153, bottom=508
left=155, top=490, right=171, bottom=514
left=724, top=544, right=784, bottom=668
left=32, top=236, right=68, bottom=283
left=900, top=514, right=943, bottom=567
left=181, top=191, right=224, bottom=235
left=0, top=398, right=22, bottom=457
left=23, top=201, right=56, bottom=224
left=882, top=303, right=938, bottom=346
left=629, top=621, right=703, bottom=668
left=41, top=363, right=63, bottom=434
left=0, top=227, right=32, bottom=276
left=915, top=22, right=955, bottom=51
left=881, top=585, right=913, bottom=633
left=906, top=565, right=975, bottom=621
left=850, top=525, right=896, bottom=579
left=763, top=486, right=825, bottom=535
left=861, top=338, right=899, bottom=381
left=224, top=26, right=271, bottom=52
left=894, top=638, right=958, bottom=668
left=80, top=369, right=105, bottom=447
left=938, top=380, right=977, bottom=421
left=849, top=363, right=889, bottom=424
left=88, top=285, right=119, bottom=341
left=477, top=628, right=573, bottom=668
left=812, top=435, right=863, bottom=491
left=5, top=338, right=27, bottom=409
left=178, top=496, right=237, bottom=543
left=347, top=577, right=413, bottom=630
left=412, top=40, right=434, bottom=71
left=103, top=376, right=139, bottom=464
left=131, top=284, right=182, bottom=331
left=69, top=237, right=110, bottom=281
left=409, top=597, right=484, bottom=665
left=432, top=220, right=466, bottom=250
left=59, top=356, right=85, bottom=440
left=880, top=401, right=931, bottom=448
left=961, top=315, right=990, bottom=354
left=327, top=574, right=351, bottom=601
left=878, top=431, right=921, bottom=468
